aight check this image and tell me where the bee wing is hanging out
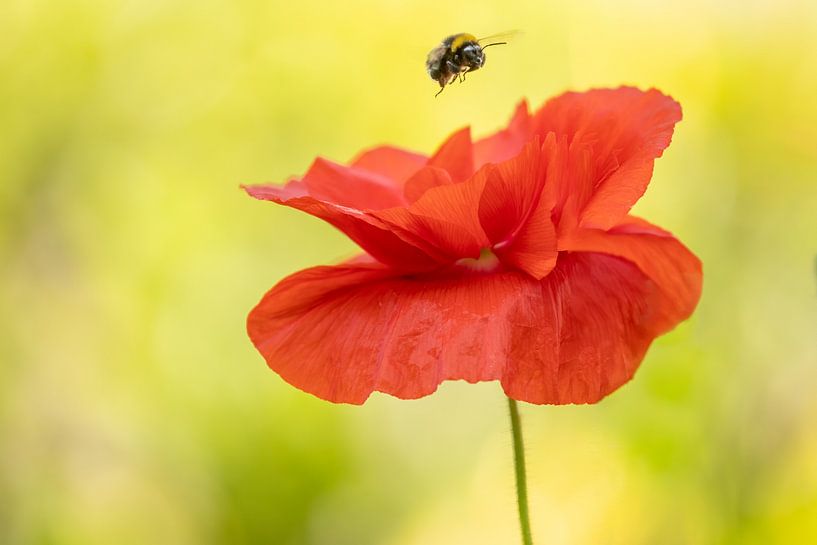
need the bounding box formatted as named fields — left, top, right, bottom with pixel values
left=426, top=43, right=448, bottom=62
left=476, top=30, right=522, bottom=45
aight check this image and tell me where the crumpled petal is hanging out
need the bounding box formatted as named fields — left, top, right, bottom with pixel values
left=247, top=260, right=542, bottom=404
left=558, top=216, right=703, bottom=330
left=532, top=87, right=682, bottom=230
left=248, top=241, right=700, bottom=404
left=501, top=251, right=674, bottom=404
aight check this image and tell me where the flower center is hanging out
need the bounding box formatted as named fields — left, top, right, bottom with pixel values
left=455, top=247, right=500, bottom=272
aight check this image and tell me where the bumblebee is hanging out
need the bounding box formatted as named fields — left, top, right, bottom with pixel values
left=425, top=32, right=510, bottom=96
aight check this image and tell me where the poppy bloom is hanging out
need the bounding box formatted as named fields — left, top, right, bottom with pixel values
left=244, top=87, right=702, bottom=405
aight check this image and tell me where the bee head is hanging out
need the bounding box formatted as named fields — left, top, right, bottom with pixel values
left=460, top=43, right=485, bottom=69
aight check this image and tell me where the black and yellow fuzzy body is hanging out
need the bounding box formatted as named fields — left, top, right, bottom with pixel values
left=425, top=33, right=487, bottom=97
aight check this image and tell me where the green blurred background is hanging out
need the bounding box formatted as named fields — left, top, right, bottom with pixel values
left=2, top=0, right=816, bottom=543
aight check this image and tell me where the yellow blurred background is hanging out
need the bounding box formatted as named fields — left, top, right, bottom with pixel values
left=2, top=0, right=816, bottom=543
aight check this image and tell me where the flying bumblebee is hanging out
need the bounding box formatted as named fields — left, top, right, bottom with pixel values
left=425, top=32, right=514, bottom=96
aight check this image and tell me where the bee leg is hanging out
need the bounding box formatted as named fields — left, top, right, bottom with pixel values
left=435, top=73, right=455, bottom=97
left=446, top=60, right=460, bottom=79
left=460, top=68, right=469, bottom=83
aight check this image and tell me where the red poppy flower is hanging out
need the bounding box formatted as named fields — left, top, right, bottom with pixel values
left=244, top=87, right=702, bottom=405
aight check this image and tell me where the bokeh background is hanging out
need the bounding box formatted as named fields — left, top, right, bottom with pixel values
left=2, top=0, right=817, bottom=543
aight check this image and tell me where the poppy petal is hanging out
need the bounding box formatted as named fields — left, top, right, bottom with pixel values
left=247, top=261, right=544, bottom=404
left=477, top=137, right=558, bottom=279
left=476, top=140, right=542, bottom=244
left=427, top=127, right=475, bottom=183
left=403, top=165, right=454, bottom=203
left=301, top=157, right=407, bottom=210
left=533, top=87, right=682, bottom=230
left=502, top=251, right=691, bottom=404
left=473, top=100, right=532, bottom=166
left=372, top=172, right=490, bottom=260
left=243, top=183, right=442, bottom=271
left=350, top=145, right=427, bottom=184
left=248, top=250, right=696, bottom=405
left=493, top=195, right=558, bottom=279
left=558, top=216, right=703, bottom=329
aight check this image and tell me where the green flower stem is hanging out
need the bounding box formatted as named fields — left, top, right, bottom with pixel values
left=508, top=397, right=534, bottom=545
